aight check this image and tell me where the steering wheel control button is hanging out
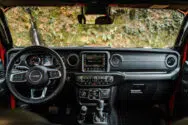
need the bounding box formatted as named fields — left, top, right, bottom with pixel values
left=10, top=72, right=27, bottom=83
left=49, top=70, right=61, bottom=79
left=29, top=70, right=42, bottom=83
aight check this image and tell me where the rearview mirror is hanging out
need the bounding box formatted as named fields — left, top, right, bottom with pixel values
left=77, top=4, right=114, bottom=25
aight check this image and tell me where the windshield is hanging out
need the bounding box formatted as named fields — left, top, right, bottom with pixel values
left=5, top=6, right=184, bottom=48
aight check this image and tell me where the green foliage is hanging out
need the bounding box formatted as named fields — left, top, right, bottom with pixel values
left=5, top=7, right=184, bottom=48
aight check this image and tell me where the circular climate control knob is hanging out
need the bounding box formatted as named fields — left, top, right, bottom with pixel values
left=107, top=76, right=114, bottom=83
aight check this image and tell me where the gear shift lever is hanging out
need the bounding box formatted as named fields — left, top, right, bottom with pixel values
left=93, top=100, right=108, bottom=125
left=78, top=106, right=87, bottom=124
left=97, top=100, right=104, bottom=109
left=96, top=100, right=104, bottom=120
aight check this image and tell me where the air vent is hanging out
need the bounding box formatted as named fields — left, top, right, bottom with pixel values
left=165, top=55, right=178, bottom=68
left=67, top=54, right=79, bottom=67
left=110, top=54, right=123, bottom=67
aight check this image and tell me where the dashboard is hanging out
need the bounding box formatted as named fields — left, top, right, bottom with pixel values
left=7, top=47, right=180, bottom=104
left=7, top=47, right=180, bottom=74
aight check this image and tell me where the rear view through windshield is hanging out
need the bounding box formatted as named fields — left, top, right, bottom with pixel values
left=5, top=6, right=184, bottom=48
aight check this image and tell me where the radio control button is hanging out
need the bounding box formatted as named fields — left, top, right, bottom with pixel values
left=101, top=89, right=110, bottom=98
left=76, top=75, right=114, bottom=86
left=93, top=76, right=97, bottom=82
left=79, top=90, right=87, bottom=98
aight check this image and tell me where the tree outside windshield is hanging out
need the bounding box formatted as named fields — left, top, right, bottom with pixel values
left=5, top=6, right=184, bottom=48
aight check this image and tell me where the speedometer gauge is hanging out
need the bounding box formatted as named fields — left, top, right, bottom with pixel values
left=26, top=55, right=41, bottom=66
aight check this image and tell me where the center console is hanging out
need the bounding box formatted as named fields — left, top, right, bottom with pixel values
left=77, top=100, right=109, bottom=125
left=76, top=74, right=114, bottom=105
left=75, top=74, right=117, bottom=125
left=75, top=51, right=117, bottom=125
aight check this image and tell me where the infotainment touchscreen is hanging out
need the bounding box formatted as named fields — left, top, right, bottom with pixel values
left=82, top=52, right=108, bottom=72
left=85, top=54, right=105, bottom=66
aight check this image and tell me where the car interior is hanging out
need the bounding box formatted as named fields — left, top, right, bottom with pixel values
left=0, top=0, right=188, bottom=125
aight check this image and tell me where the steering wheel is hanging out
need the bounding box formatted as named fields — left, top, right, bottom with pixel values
left=6, top=46, right=66, bottom=104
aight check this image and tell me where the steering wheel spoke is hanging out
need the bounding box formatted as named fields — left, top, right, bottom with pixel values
left=47, top=68, right=62, bottom=80
left=10, top=71, right=27, bottom=83
left=30, top=87, right=47, bottom=100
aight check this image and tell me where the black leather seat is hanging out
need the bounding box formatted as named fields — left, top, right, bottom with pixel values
left=0, top=109, right=52, bottom=125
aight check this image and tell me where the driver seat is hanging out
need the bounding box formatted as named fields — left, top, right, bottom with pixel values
left=0, top=108, right=53, bottom=125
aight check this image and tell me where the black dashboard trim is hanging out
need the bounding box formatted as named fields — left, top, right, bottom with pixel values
left=7, top=47, right=180, bottom=81
left=73, top=68, right=180, bottom=81
left=7, top=47, right=180, bottom=54
left=122, top=68, right=180, bottom=80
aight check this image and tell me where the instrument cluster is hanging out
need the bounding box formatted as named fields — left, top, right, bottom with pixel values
left=26, top=55, right=54, bottom=67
